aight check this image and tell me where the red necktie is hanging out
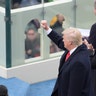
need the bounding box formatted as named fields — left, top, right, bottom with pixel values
left=65, top=52, right=70, bottom=61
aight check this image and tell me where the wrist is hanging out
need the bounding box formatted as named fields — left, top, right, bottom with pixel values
left=44, top=26, right=50, bottom=31
left=46, top=28, right=52, bottom=35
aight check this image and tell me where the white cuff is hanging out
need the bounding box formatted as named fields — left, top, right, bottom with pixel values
left=46, top=28, right=52, bottom=35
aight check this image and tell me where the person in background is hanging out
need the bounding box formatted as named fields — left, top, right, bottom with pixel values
left=83, top=39, right=96, bottom=96
left=84, top=1, right=96, bottom=95
left=25, top=19, right=40, bottom=59
left=41, top=20, right=94, bottom=96
left=83, top=39, right=96, bottom=69
left=20, top=0, right=40, bottom=8
left=85, top=0, right=96, bottom=67
left=12, top=0, right=22, bottom=9
left=50, top=14, right=65, bottom=36
left=88, top=1, right=96, bottom=51
left=0, top=85, right=8, bottom=96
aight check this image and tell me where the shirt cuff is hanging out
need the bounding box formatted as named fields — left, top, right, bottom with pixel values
left=46, top=28, right=52, bottom=35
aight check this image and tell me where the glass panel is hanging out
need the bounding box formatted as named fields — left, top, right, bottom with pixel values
left=11, top=6, right=43, bottom=66
left=0, top=6, right=6, bottom=67
left=9, top=0, right=96, bottom=67
left=76, top=0, right=95, bottom=29
left=11, top=0, right=62, bottom=9
left=11, top=0, right=42, bottom=9
left=44, top=0, right=73, bottom=54
left=0, top=0, right=5, bottom=7
left=49, top=13, right=65, bottom=53
left=76, top=0, right=96, bottom=39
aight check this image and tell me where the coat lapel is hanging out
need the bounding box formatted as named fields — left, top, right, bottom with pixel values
left=59, top=51, right=68, bottom=71
left=59, top=45, right=84, bottom=74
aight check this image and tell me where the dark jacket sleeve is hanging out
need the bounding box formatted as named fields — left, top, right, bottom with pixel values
left=90, top=50, right=96, bottom=69
left=68, top=62, right=87, bottom=96
left=87, top=49, right=96, bottom=69
left=88, top=23, right=96, bottom=49
left=48, top=30, right=66, bottom=50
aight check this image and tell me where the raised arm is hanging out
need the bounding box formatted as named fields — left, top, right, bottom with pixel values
left=41, top=20, right=66, bottom=50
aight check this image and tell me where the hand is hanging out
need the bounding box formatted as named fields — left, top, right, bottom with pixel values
left=83, top=39, right=89, bottom=46
left=41, top=20, right=50, bottom=30
left=27, top=49, right=32, bottom=55
left=83, top=39, right=94, bottom=50
left=87, top=44, right=94, bottom=50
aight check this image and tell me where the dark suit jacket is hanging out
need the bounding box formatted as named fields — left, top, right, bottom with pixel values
left=48, top=30, right=94, bottom=96
left=88, top=23, right=96, bottom=69
left=88, top=50, right=96, bottom=69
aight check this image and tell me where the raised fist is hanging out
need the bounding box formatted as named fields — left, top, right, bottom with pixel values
left=41, top=20, right=49, bottom=30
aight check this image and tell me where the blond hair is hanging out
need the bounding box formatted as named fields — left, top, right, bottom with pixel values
left=62, top=27, right=82, bottom=46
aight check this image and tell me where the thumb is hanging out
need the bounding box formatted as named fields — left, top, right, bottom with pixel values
left=41, top=23, right=46, bottom=28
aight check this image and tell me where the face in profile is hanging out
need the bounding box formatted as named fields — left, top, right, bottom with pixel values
left=26, top=29, right=37, bottom=41
left=57, top=14, right=65, bottom=23
left=62, top=34, right=71, bottom=50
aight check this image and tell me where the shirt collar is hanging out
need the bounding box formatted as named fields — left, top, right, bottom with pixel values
left=70, top=47, right=77, bottom=55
